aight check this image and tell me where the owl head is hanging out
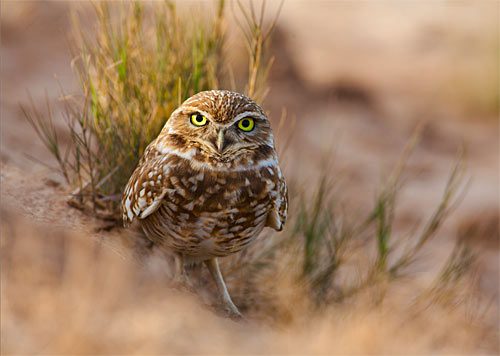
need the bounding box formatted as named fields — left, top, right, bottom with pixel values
left=159, top=90, right=275, bottom=164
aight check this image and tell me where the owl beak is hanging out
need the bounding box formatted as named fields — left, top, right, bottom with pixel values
left=216, top=129, right=226, bottom=153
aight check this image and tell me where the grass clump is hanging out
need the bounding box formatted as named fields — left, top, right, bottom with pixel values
left=24, top=1, right=276, bottom=220
left=228, top=132, right=474, bottom=314
left=301, top=148, right=472, bottom=307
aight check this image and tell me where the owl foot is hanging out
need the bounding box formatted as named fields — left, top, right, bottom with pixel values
left=175, top=273, right=190, bottom=286
left=222, top=297, right=243, bottom=320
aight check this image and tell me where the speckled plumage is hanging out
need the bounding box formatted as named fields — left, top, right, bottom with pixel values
left=121, top=90, right=287, bottom=315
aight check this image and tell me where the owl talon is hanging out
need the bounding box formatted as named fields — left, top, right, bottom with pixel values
left=221, top=294, right=242, bottom=319
left=225, top=306, right=243, bottom=320
left=176, top=273, right=190, bottom=286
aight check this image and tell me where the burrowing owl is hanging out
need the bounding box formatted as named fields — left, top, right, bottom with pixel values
left=122, top=90, right=288, bottom=316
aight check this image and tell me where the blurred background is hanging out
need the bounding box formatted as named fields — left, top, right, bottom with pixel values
left=1, top=1, right=499, bottom=354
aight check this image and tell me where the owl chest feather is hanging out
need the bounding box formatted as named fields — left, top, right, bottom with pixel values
left=140, top=156, right=281, bottom=257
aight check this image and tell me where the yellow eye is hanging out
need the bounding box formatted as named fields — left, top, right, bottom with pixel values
left=190, top=113, right=208, bottom=127
left=237, top=118, right=255, bottom=132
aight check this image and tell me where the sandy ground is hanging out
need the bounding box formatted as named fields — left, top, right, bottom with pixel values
left=1, top=1, right=499, bottom=353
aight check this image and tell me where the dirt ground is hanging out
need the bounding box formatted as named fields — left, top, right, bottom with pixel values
left=1, top=1, right=499, bottom=353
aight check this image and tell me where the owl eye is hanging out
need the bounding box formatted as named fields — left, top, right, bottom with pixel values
left=237, top=118, right=255, bottom=132
left=190, top=113, right=208, bottom=127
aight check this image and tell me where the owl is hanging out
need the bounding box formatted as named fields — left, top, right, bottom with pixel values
left=122, top=90, right=288, bottom=316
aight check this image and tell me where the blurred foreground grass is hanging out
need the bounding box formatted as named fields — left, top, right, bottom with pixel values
left=1, top=169, right=495, bottom=354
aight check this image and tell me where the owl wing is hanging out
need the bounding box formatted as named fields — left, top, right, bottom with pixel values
left=265, top=166, right=288, bottom=231
left=122, top=142, right=169, bottom=227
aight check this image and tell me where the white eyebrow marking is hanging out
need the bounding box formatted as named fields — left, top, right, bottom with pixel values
left=180, top=106, right=214, bottom=123
left=228, top=111, right=266, bottom=127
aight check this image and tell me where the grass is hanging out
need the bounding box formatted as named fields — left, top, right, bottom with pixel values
left=2, top=208, right=494, bottom=354
left=232, top=129, right=476, bottom=317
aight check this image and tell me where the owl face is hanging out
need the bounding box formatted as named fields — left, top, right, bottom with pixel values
left=162, top=90, right=275, bottom=162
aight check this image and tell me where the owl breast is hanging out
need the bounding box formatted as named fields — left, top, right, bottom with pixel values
left=139, top=154, right=283, bottom=260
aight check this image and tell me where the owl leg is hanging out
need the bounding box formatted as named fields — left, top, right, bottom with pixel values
left=173, top=253, right=188, bottom=283
left=204, top=258, right=242, bottom=318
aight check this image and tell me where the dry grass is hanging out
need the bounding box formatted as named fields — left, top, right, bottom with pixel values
left=220, top=139, right=479, bottom=317
left=1, top=198, right=495, bottom=354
